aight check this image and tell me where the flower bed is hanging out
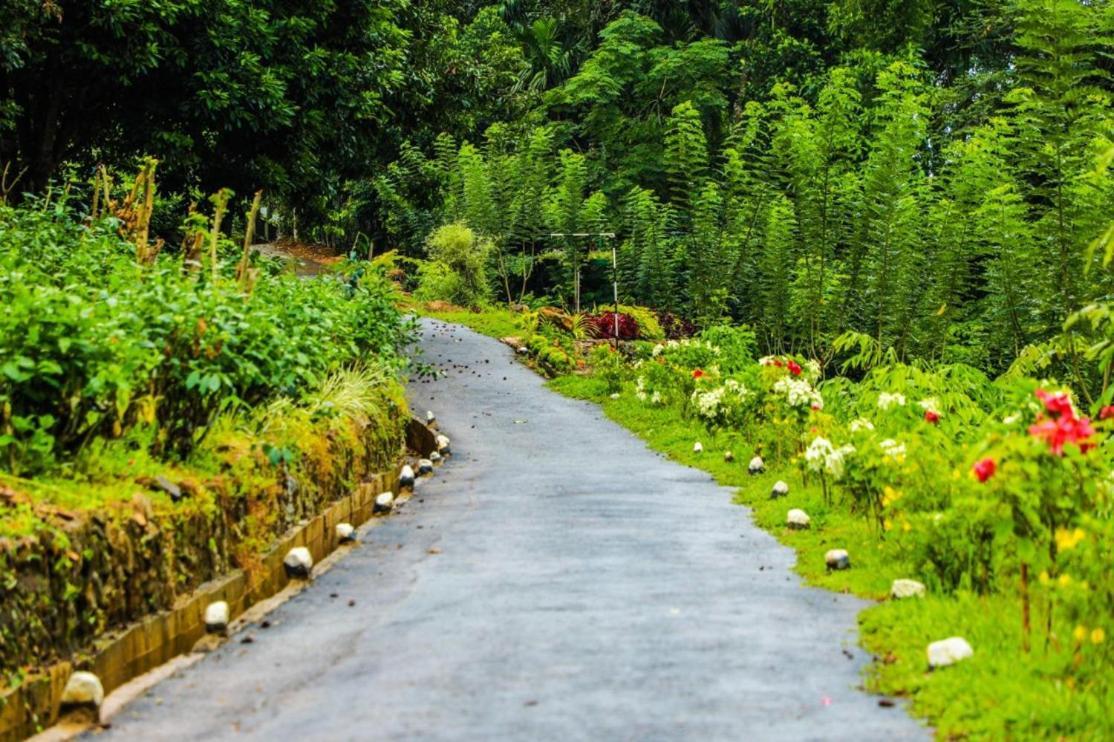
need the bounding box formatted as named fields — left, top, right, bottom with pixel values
left=552, top=324, right=1114, bottom=738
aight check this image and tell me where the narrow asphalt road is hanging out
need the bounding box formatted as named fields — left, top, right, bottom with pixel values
left=97, top=319, right=924, bottom=741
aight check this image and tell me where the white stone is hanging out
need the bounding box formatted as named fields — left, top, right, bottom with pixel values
left=787, top=508, right=810, bottom=529
left=436, top=434, right=451, bottom=454
left=609, top=393, right=620, bottom=400
left=693, top=441, right=703, bottom=453
left=724, top=451, right=734, bottom=462
left=418, top=458, right=434, bottom=475
left=203, top=601, right=230, bottom=633
left=399, top=464, right=415, bottom=489
left=61, top=671, right=104, bottom=710
left=825, top=548, right=851, bottom=570
left=283, top=546, right=314, bottom=579
left=430, top=451, right=443, bottom=463
left=927, top=637, right=973, bottom=668
left=771, top=480, right=789, bottom=498
left=426, top=410, right=436, bottom=424
left=336, top=523, right=356, bottom=543
left=375, top=491, right=395, bottom=513
left=891, top=579, right=926, bottom=599
left=748, top=455, right=765, bottom=474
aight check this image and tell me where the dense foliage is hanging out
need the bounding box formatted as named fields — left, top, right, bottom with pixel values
left=381, top=0, right=1112, bottom=388
left=0, top=0, right=535, bottom=233
left=0, top=198, right=412, bottom=475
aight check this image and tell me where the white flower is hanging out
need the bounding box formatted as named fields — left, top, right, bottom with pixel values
left=1002, top=413, right=1020, bottom=425
left=806, top=436, right=853, bottom=479
left=691, top=381, right=751, bottom=423
left=635, top=377, right=648, bottom=402
left=650, top=391, right=663, bottom=405
left=692, top=387, right=725, bottom=420
left=878, top=392, right=907, bottom=410
left=652, top=344, right=665, bottom=358
left=918, top=397, right=942, bottom=416
left=880, top=438, right=906, bottom=461
left=850, top=418, right=875, bottom=433
left=804, top=359, right=822, bottom=383
left=805, top=437, right=834, bottom=470
left=773, top=376, right=823, bottom=410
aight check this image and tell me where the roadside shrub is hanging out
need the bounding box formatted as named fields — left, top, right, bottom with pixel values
left=0, top=202, right=411, bottom=473
left=419, top=222, right=492, bottom=307
left=655, top=311, right=696, bottom=339
left=591, top=312, right=638, bottom=340
left=699, top=325, right=757, bottom=373
left=618, top=305, right=665, bottom=340
left=589, top=344, right=626, bottom=393
left=415, top=260, right=469, bottom=306
left=527, top=335, right=574, bottom=376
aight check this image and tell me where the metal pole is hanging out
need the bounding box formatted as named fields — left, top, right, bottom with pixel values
left=611, top=242, right=619, bottom=346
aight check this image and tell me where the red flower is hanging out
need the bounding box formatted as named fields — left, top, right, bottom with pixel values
left=924, top=410, right=940, bottom=424
left=1028, top=415, right=1095, bottom=456
left=1035, top=389, right=1075, bottom=419
left=1100, top=405, right=1114, bottom=420
left=692, top=368, right=704, bottom=379
left=787, top=360, right=803, bottom=377
left=973, top=458, right=996, bottom=483
left=1028, top=390, right=1095, bottom=455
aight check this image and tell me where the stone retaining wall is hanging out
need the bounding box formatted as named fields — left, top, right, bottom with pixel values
left=0, top=417, right=434, bottom=740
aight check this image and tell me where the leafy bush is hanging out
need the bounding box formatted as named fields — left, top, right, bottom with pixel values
left=617, top=305, right=664, bottom=340
left=526, top=335, right=574, bottom=376
left=591, top=312, right=638, bottom=340
left=0, top=202, right=411, bottom=474
left=418, top=222, right=492, bottom=308
left=656, top=311, right=697, bottom=339
left=589, top=345, right=626, bottom=393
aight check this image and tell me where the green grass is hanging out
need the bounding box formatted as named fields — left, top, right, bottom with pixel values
left=0, top=444, right=214, bottom=539
left=421, top=306, right=525, bottom=340
left=547, top=373, right=1114, bottom=740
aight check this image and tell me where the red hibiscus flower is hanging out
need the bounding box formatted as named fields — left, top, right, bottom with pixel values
left=1028, top=415, right=1095, bottom=456
left=924, top=410, right=940, bottom=424
left=1029, top=390, right=1094, bottom=455
left=973, top=458, right=996, bottom=483
left=787, top=360, right=803, bottom=377
left=692, top=368, right=705, bottom=379
left=1100, top=405, right=1114, bottom=420
left=1035, top=389, right=1075, bottom=419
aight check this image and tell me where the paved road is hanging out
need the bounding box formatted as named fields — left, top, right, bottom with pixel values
left=98, top=319, right=924, bottom=741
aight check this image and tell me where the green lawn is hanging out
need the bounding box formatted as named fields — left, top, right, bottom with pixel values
left=420, top=306, right=525, bottom=341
